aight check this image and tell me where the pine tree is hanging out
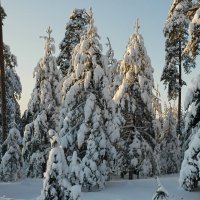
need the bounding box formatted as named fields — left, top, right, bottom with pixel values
left=113, top=19, right=157, bottom=179
left=179, top=74, right=200, bottom=191
left=159, top=109, right=181, bottom=174
left=161, top=0, right=195, bottom=135
left=0, top=127, right=23, bottom=181
left=59, top=9, right=115, bottom=190
left=22, top=27, right=62, bottom=177
left=57, top=8, right=89, bottom=76
left=185, top=1, right=200, bottom=58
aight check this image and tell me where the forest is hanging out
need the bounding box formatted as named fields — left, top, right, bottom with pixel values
left=0, top=1, right=200, bottom=200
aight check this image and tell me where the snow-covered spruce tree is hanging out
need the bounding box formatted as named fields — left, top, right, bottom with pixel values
left=59, top=9, right=116, bottom=190
left=22, top=27, right=62, bottom=178
left=179, top=74, right=200, bottom=191
left=113, top=19, right=157, bottom=179
left=183, top=74, right=200, bottom=150
left=179, top=128, right=200, bottom=191
left=68, top=151, right=81, bottom=186
left=0, top=127, right=23, bottom=181
left=101, top=37, right=125, bottom=176
left=159, top=109, right=181, bottom=174
left=0, top=43, right=22, bottom=145
left=152, top=177, right=169, bottom=200
left=161, top=0, right=195, bottom=135
left=104, top=37, right=122, bottom=97
left=40, top=129, right=81, bottom=200
left=0, top=6, right=22, bottom=146
left=23, top=112, right=48, bottom=177
left=57, top=8, right=89, bottom=76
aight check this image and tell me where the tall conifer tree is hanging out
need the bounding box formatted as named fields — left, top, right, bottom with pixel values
left=22, top=27, right=62, bottom=177
left=180, top=74, right=200, bottom=191
left=113, top=19, right=157, bottom=179
left=59, top=9, right=116, bottom=190
left=161, top=0, right=195, bottom=135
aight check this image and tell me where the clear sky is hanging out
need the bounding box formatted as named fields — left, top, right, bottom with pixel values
left=2, top=0, right=199, bottom=114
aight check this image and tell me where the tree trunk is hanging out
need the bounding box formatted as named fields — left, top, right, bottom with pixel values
left=129, top=167, right=133, bottom=180
left=178, top=40, right=182, bottom=136
left=0, top=9, right=7, bottom=145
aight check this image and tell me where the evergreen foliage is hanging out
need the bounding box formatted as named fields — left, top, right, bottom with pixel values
left=0, top=44, right=22, bottom=143
left=161, top=0, right=195, bottom=100
left=57, top=8, right=89, bottom=76
left=22, top=27, right=62, bottom=177
left=59, top=9, right=118, bottom=190
left=179, top=128, right=200, bottom=191
left=185, top=1, right=200, bottom=58
left=159, top=109, right=181, bottom=174
left=113, top=20, right=157, bottom=178
left=180, top=74, right=200, bottom=191
left=40, top=130, right=81, bottom=200
left=0, top=128, right=23, bottom=181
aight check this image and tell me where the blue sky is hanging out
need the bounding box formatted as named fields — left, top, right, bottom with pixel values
left=3, top=0, right=199, bottom=113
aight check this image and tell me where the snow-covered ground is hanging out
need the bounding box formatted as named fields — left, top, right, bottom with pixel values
left=0, top=174, right=199, bottom=200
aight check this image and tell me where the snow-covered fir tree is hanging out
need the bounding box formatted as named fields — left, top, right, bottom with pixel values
left=113, top=19, right=157, bottom=179
left=179, top=74, right=200, bottom=191
left=0, top=127, right=23, bottom=181
left=68, top=151, right=81, bottom=186
left=59, top=9, right=118, bottom=190
left=23, top=112, right=48, bottom=177
left=161, top=0, right=195, bottom=135
left=57, top=8, right=89, bottom=76
left=40, top=130, right=81, bottom=200
left=0, top=43, right=22, bottom=145
left=102, top=37, right=124, bottom=176
left=152, top=85, right=163, bottom=142
left=152, top=177, right=169, bottom=200
left=183, top=74, right=200, bottom=150
left=104, top=37, right=122, bottom=96
left=0, top=6, right=22, bottom=145
left=179, top=128, right=200, bottom=191
left=22, top=27, right=62, bottom=178
left=159, top=108, right=181, bottom=174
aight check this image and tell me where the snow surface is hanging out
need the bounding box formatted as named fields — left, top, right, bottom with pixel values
left=0, top=174, right=199, bottom=200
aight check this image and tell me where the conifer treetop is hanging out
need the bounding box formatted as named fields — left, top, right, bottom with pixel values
left=134, top=18, right=140, bottom=34
left=40, top=26, right=55, bottom=58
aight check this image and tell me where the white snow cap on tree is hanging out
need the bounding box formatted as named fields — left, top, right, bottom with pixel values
left=152, top=177, right=169, bottom=200
left=58, top=7, right=121, bottom=190
left=41, top=130, right=68, bottom=200
left=179, top=128, right=200, bottom=191
left=114, top=19, right=156, bottom=178
left=1, top=128, right=23, bottom=182
left=25, top=26, right=62, bottom=129
left=159, top=108, right=181, bottom=174
left=23, top=27, right=62, bottom=178
left=0, top=43, right=22, bottom=142
left=184, top=74, right=200, bottom=132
